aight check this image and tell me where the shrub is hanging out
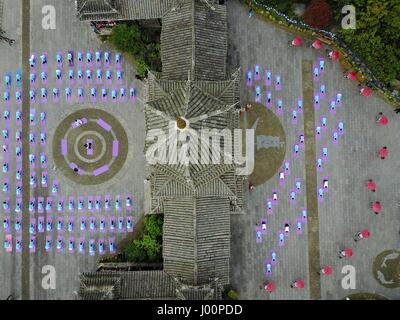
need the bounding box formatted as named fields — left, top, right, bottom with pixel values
left=143, top=215, right=163, bottom=239
left=303, top=0, right=333, bottom=29
left=108, top=23, right=161, bottom=79
left=257, top=0, right=298, bottom=17
left=141, top=234, right=162, bottom=262
left=125, top=239, right=148, bottom=262
left=124, top=215, right=164, bottom=263
left=109, top=23, right=144, bottom=55
left=135, top=58, right=150, bottom=79
left=227, top=290, right=239, bottom=300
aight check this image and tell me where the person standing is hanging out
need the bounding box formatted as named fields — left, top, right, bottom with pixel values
left=367, top=179, right=376, bottom=192
left=354, top=229, right=371, bottom=242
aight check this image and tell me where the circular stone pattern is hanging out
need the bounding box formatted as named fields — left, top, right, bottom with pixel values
left=372, top=249, right=400, bottom=288
left=53, top=108, right=128, bottom=185
left=344, top=293, right=388, bottom=300
left=240, top=102, right=286, bottom=186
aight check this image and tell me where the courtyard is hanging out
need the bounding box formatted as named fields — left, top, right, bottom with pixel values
left=0, top=0, right=399, bottom=301
left=0, top=0, right=145, bottom=299
left=228, top=0, right=400, bottom=299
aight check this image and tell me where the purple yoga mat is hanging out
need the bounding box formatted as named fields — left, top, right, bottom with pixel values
left=37, top=197, right=44, bottom=214
left=260, top=218, right=267, bottom=235
left=265, top=70, right=272, bottom=87
left=109, top=216, right=116, bottom=233
left=78, top=196, right=84, bottom=211
left=127, top=216, right=134, bottom=233
left=95, top=196, right=102, bottom=211
left=289, top=189, right=297, bottom=206
left=265, top=91, right=272, bottom=108
left=16, top=236, right=22, bottom=253
left=68, top=196, right=74, bottom=212
left=254, top=64, right=260, bottom=81
left=79, top=238, right=85, bottom=254
left=313, top=65, right=319, bottom=82
left=57, top=197, right=64, bottom=213
left=278, top=171, right=285, bottom=187
left=255, top=226, right=262, bottom=244
left=104, top=195, right=111, bottom=211
left=88, top=196, right=94, bottom=212
left=57, top=236, right=64, bottom=253
left=318, top=188, right=324, bottom=203
left=284, top=160, right=290, bottom=175
left=90, top=217, right=96, bottom=233
left=46, top=197, right=52, bottom=213
left=296, top=219, right=303, bottom=235
left=277, top=230, right=285, bottom=247
left=264, top=260, right=273, bottom=278
left=272, top=189, right=278, bottom=205
left=266, top=198, right=273, bottom=215
left=276, top=97, right=283, bottom=116
left=275, top=75, right=282, bottom=91
left=93, top=165, right=109, bottom=176
left=97, top=118, right=112, bottom=132
left=68, top=217, right=74, bottom=233
left=270, top=250, right=278, bottom=266
left=15, top=216, right=22, bottom=234
left=112, top=140, right=119, bottom=157
left=68, top=237, right=75, bottom=254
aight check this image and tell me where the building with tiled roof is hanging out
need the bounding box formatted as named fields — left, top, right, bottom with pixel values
left=77, top=0, right=243, bottom=300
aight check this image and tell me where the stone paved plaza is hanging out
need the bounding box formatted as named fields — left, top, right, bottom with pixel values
left=0, top=0, right=145, bottom=299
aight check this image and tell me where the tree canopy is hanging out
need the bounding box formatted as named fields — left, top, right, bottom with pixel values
left=108, top=23, right=161, bottom=79
left=125, top=215, right=163, bottom=263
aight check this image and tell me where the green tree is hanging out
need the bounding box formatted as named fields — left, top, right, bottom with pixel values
left=125, top=239, right=148, bottom=262
left=141, top=234, right=162, bottom=261
left=337, top=0, right=400, bottom=84
left=109, top=23, right=144, bottom=55
left=135, top=58, right=150, bottom=78
left=124, top=215, right=164, bottom=263
left=258, top=0, right=299, bottom=16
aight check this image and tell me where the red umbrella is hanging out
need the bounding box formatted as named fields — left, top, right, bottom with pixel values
left=330, top=51, right=340, bottom=60
left=360, top=87, right=372, bottom=96
left=372, top=201, right=381, bottom=213
left=379, top=147, right=389, bottom=158
left=292, top=37, right=302, bottom=46
left=344, top=248, right=353, bottom=257
left=361, top=229, right=371, bottom=238
left=312, top=39, right=323, bottom=49
left=322, top=265, right=333, bottom=275
left=295, top=279, right=305, bottom=288
left=347, top=71, right=357, bottom=80
left=265, top=282, right=276, bottom=293
left=378, top=115, right=388, bottom=125
left=367, top=180, right=376, bottom=191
